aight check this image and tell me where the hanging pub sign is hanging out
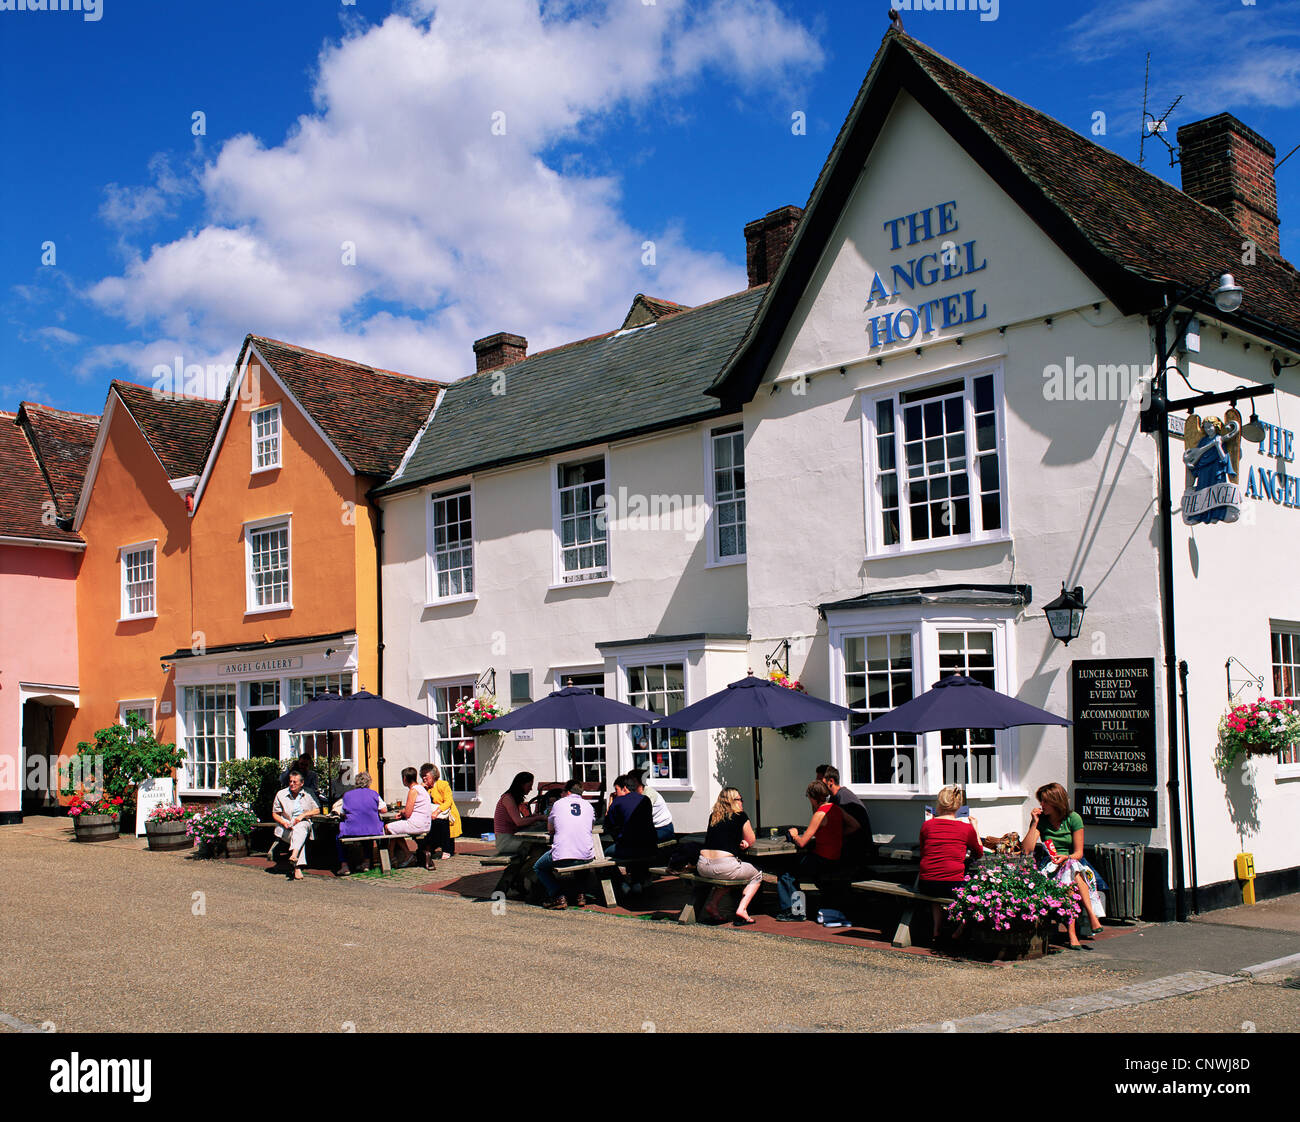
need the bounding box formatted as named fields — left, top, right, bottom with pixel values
left=1076, top=787, right=1158, bottom=827
left=1071, top=658, right=1157, bottom=787
left=1180, top=409, right=1242, bottom=524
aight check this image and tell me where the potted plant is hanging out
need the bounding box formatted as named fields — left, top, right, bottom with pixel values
left=61, top=714, right=186, bottom=829
left=946, top=857, right=1080, bottom=960
left=187, top=804, right=258, bottom=859
left=1215, top=698, right=1300, bottom=770
left=144, top=804, right=193, bottom=851
left=453, top=695, right=507, bottom=731
left=768, top=668, right=808, bottom=739
left=68, top=794, right=125, bottom=843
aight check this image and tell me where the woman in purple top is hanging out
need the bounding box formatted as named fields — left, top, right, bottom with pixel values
left=335, top=772, right=385, bottom=876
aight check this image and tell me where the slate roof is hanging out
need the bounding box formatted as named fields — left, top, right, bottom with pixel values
left=378, top=286, right=765, bottom=495
left=244, top=336, right=445, bottom=478
left=112, top=381, right=225, bottom=480
left=0, top=412, right=83, bottom=544
left=15, top=402, right=99, bottom=521
left=711, top=30, right=1300, bottom=402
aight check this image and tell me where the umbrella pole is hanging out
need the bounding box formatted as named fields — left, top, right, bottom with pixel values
left=751, top=726, right=763, bottom=830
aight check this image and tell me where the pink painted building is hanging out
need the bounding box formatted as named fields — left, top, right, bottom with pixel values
left=0, top=406, right=98, bottom=823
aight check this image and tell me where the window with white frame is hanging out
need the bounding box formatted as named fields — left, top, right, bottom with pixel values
left=1271, top=626, right=1300, bottom=768
left=252, top=405, right=281, bottom=471
left=562, top=672, right=607, bottom=788
left=118, top=701, right=155, bottom=741
left=866, top=368, right=1005, bottom=553
left=626, top=662, right=687, bottom=783
left=845, top=633, right=918, bottom=786
left=710, top=425, right=746, bottom=560
left=287, top=675, right=354, bottom=791
left=430, top=488, right=473, bottom=599
left=246, top=519, right=290, bottom=611
left=431, top=683, right=477, bottom=795
left=556, top=456, right=608, bottom=583
left=835, top=614, right=1010, bottom=793
left=183, top=684, right=236, bottom=791
left=121, top=543, right=156, bottom=618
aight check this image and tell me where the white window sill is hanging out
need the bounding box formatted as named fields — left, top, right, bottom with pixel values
left=866, top=531, right=1012, bottom=562
left=179, top=788, right=225, bottom=798
left=846, top=788, right=1024, bottom=801
left=251, top=464, right=281, bottom=476
left=547, top=577, right=614, bottom=592
left=424, top=593, right=478, bottom=609
left=705, top=555, right=746, bottom=569
left=118, top=612, right=158, bottom=623
left=1276, top=764, right=1300, bottom=781
left=643, top=784, right=693, bottom=794
left=245, top=603, right=293, bottom=616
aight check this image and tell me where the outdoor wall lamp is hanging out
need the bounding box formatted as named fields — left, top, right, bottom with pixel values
left=1043, top=584, right=1086, bottom=645
left=1211, top=273, right=1244, bottom=313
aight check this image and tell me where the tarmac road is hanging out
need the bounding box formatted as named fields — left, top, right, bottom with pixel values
left=2, top=818, right=1296, bottom=1034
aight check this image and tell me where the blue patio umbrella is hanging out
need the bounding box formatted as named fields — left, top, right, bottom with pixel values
left=851, top=675, right=1071, bottom=735
left=651, top=675, right=852, bottom=828
left=260, top=692, right=346, bottom=732
left=473, top=685, right=661, bottom=732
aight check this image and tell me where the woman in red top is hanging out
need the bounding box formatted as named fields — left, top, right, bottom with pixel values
left=918, top=784, right=983, bottom=937
left=775, top=780, right=858, bottom=921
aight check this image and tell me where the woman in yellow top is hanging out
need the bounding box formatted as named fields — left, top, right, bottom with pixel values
left=419, top=762, right=461, bottom=866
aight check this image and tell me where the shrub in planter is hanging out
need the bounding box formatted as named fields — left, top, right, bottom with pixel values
left=946, top=858, right=1080, bottom=959
left=1215, top=698, right=1300, bottom=770
left=187, top=804, right=258, bottom=858
left=61, top=714, right=185, bottom=823
left=768, top=669, right=808, bottom=739
left=218, top=757, right=280, bottom=821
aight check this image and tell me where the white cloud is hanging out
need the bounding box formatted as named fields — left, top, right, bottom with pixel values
left=87, top=0, right=822, bottom=379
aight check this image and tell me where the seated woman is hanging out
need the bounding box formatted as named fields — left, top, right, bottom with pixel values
left=918, top=784, right=982, bottom=939
left=334, top=771, right=385, bottom=876
left=492, top=772, right=545, bottom=855
left=776, top=780, right=859, bottom=921
left=419, top=763, right=462, bottom=867
left=385, top=767, right=433, bottom=869
left=1022, top=782, right=1105, bottom=948
left=697, top=787, right=762, bottom=925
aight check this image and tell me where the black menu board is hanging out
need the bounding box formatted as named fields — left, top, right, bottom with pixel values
left=1071, top=658, right=1157, bottom=787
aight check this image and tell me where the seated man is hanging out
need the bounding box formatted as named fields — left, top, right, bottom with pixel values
left=818, top=764, right=876, bottom=866
left=271, top=769, right=319, bottom=881
left=604, top=774, right=658, bottom=895
left=628, top=767, right=674, bottom=843
left=776, top=780, right=858, bottom=920
left=534, top=779, right=596, bottom=909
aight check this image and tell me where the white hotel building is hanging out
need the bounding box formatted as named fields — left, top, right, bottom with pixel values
left=375, top=31, right=1300, bottom=918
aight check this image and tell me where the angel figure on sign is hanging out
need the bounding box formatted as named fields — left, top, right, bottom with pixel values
left=1181, top=407, right=1242, bottom=524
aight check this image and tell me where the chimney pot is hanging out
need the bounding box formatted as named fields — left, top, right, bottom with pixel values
left=1176, top=113, right=1280, bottom=258
left=473, top=332, right=528, bottom=374
left=744, top=205, right=803, bottom=288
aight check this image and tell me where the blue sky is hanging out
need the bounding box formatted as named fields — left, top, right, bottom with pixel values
left=2, top=0, right=1298, bottom=415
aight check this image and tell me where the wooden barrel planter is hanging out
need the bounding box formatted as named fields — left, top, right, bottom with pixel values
left=197, top=834, right=250, bottom=859
left=964, top=923, right=1051, bottom=961
left=145, top=820, right=191, bottom=852
left=74, top=814, right=120, bottom=844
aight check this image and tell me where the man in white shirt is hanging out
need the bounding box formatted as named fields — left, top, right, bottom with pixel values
left=271, top=770, right=319, bottom=880
left=534, top=779, right=595, bottom=908
left=628, top=767, right=674, bottom=842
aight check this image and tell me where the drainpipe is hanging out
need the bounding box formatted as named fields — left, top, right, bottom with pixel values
left=1152, top=314, right=1189, bottom=923
left=375, top=505, right=386, bottom=800
left=1179, top=659, right=1200, bottom=914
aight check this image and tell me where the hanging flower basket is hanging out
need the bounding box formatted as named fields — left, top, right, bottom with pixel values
left=768, top=669, right=808, bottom=739
left=1215, top=698, right=1300, bottom=771
left=454, top=695, right=507, bottom=731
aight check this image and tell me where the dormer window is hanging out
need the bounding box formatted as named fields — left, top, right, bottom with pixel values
left=252, top=405, right=281, bottom=471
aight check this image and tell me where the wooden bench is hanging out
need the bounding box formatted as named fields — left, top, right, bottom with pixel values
left=851, top=878, right=952, bottom=948
left=335, top=832, right=427, bottom=874
left=646, top=865, right=767, bottom=925
left=480, top=855, right=512, bottom=868
left=550, top=858, right=620, bottom=907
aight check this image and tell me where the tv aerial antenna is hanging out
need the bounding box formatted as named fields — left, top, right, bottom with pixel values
left=1139, top=52, right=1181, bottom=169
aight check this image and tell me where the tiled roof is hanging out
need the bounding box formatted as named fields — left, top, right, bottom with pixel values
left=15, top=402, right=99, bottom=521
left=112, top=381, right=225, bottom=480
left=621, top=294, right=692, bottom=329
left=0, top=412, right=83, bottom=544
left=245, top=336, right=445, bottom=478
left=712, top=30, right=1300, bottom=401
left=379, top=286, right=764, bottom=495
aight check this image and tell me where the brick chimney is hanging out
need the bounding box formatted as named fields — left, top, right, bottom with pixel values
left=1177, top=114, right=1280, bottom=257
left=473, top=332, right=527, bottom=374
left=744, top=205, right=803, bottom=288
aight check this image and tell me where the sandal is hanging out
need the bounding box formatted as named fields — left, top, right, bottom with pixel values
left=733, top=915, right=757, bottom=926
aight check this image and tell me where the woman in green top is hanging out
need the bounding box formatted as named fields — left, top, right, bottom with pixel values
left=1022, top=782, right=1105, bottom=947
